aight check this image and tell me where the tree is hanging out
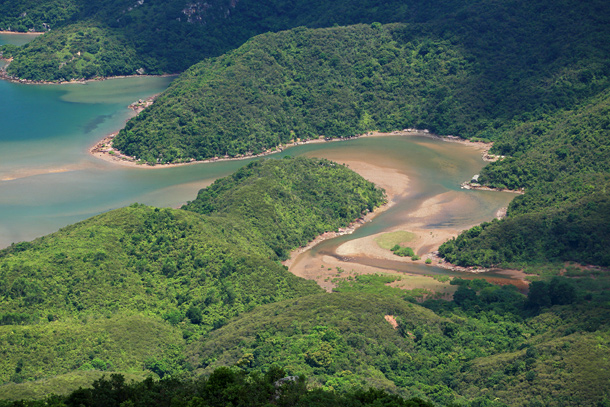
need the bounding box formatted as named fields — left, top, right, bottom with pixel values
left=527, top=281, right=551, bottom=309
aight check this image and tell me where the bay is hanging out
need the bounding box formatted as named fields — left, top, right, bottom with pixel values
left=0, top=34, right=518, bottom=286
left=0, top=32, right=42, bottom=47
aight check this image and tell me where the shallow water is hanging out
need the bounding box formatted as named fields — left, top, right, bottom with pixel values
left=0, top=32, right=42, bottom=47
left=0, top=34, right=520, bottom=286
left=291, top=137, right=522, bottom=287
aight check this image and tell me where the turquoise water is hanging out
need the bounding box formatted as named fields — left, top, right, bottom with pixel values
left=0, top=32, right=42, bottom=47
left=0, top=34, right=518, bottom=285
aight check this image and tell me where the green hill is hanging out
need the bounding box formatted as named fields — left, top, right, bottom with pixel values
left=0, top=156, right=387, bottom=394
left=108, top=0, right=610, bottom=162
left=440, top=91, right=610, bottom=267
left=185, top=278, right=610, bottom=406
left=0, top=204, right=320, bottom=386
left=0, top=158, right=608, bottom=405
left=109, top=4, right=610, bottom=268
left=0, top=0, right=455, bottom=81
left=111, top=23, right=473, bottom=162
left=182, top=156, right=386, bottom=259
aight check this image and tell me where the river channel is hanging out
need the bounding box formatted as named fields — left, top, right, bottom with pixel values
left=0, top=33, right=520, bottom=288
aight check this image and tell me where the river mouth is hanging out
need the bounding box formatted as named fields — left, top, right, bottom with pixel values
left=284, top=135, right=525, bottom=292
left=1, top=31, right=521, bottom=290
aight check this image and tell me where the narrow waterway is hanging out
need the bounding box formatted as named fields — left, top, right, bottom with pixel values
left=0, top=33, right=521, bottom=288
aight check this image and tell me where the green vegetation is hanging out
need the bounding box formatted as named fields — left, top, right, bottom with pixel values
left=0, top=157, right=385, bottom=393
left=391, top=245, right=415, bottom=258
left=0, top=204, right=319, bottom=387
left=0, top=0, right=80, bottom=32
left=189, top=293, right=446, bottom=397
left=112, top=23, right=475, bottom=162
left=0, top=157, right=608, bottom=405
left=0, top=0, right=456, bottom=81
left=183, top=157, right=385, bottom=259
left=2, top=0, right=610, bottom=404
left=184, top=274, right=610, bottom=406
left=0, top=367, right=434, bottom=406
left=440, top=92, right=610, bottom=268
left=375, top=231, right=416, bottom=250
left=2, top=23, right=142, bottom=81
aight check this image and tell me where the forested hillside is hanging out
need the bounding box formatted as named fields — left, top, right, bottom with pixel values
left=182, top=157, right=385, bottom=258
left=178, top=274, right=610, bottom=406
left=0, top=0, right=457, bottom=81
left=108, top=0, right=610, bottom=269
left=111, top=0, right=610, bottom=163
left=0, top=367, right=435, bottom=407
left=0, top=0, right=80, bottom=32
left=0, top=160, right=607, bottom=404
left=0, top=157, right=384, bottom=398
left=112, top=23, right=474, bottom=162
left=440, top=91, right=610, bottom=267
left=1, top=0, right=610, bottom=404
left=3, top=269, right=609, bottom=405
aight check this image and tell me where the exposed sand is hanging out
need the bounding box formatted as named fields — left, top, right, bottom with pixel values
left=0, top=31, right=44, bottom=35
left=89, top=123, right=492, bottom=170
left=0, top=162, right=93, bottom=181
left=284, top=156, right=467, bottom=290
left=283, top=139, right=523, bottom=291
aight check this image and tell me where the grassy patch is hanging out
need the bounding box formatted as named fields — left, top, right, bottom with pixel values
left=374, top=231, right=416, bottom=250
left=0, top=370, right=146, bottom=401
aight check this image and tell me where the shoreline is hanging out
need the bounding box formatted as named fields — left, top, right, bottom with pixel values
left=281, top=143, right=527, bottom=290
left=0, top=60, right=178, bottom=85
left=460, top=181, right=524, bottom=194
left=282, top=200, right=395, bottom=270
left=0, top=31, right=44, bottom=35
left=90, top=127, right=496, bottom=169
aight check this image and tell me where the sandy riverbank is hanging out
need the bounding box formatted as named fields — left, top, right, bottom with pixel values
left=285, top=177, right=468, bottom=290
left=282, top=142, right=527, bottom=291
left=90, top=125, right=494, bottom=170
left=0, top=60, right=178, bottom=85
left=0, top=31, right=44, bottom=35
left=282, top=160, right=409, bottom=270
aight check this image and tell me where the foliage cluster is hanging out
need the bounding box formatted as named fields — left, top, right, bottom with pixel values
left=0, top=157, right=385, bottom=388
left=0, top=367, right=434, bottom=407
left=112, top=23, right=475, bottom=162
left=439, top=188, right=610, bottom=268
left=0, top=0, right=80, bottom=32
left=0, top=0, right=461, bottom=80
left=185, top=274, right=610, bottom=406
left=2, top=23, right=143, bottom=81
left=440, top=93, right=610, bottom=267
left=182, top=157, right=386, bottom=259
left=391, top=245, right=415, bottom=258
left=109, top=0, right=610, bottom=162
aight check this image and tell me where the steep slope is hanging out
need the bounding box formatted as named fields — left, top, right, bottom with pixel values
left=109, top=2, right=610, bottom=269
left=0, top=156, right=386, bottom=393
left=186, top=281, right=610, bottom=406
left=0, top=205, right=321, bottom=384
left=110, top=0, right=610, bottom=162
left=182, top=157, right=386, bottom=258
left=0, top=0, right=80, bottom=32
left=187, top=293, right=447, bottom=397
left=0, top=0, right=461, bottom=81
left=112, top=23, right=473, bottom=162
left=440, top=92, right=610, bottom=267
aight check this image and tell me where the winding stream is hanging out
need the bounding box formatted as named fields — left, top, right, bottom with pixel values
left=0, top=34, right=522, bottom=288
